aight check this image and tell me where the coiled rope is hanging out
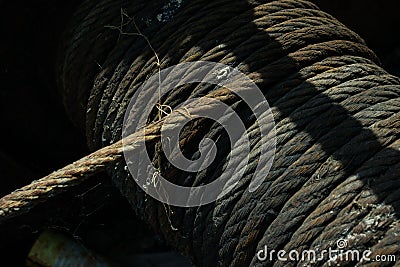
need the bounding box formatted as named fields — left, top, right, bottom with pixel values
left=2, top=0, right=400, bottom=266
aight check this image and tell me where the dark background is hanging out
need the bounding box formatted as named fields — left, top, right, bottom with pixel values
left=0, top=0, right=399, bottom=265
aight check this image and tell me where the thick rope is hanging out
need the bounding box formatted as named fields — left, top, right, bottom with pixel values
left=0, top=87, right=237, bottom=223
left=5, top=0, right=400, bottom=266
left=0, top=121, right=160, bottom=224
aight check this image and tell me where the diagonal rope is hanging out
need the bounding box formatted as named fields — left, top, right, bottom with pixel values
left=0, top=87, right=236, bottom=224
left=0, top=121, right=161, bottom=224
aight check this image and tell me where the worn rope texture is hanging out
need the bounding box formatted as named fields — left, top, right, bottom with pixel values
left=8, top=0, right=400, bottom=266
left=0, top=121, right=161, bottom=223
left=0, top=87, right=236, bottom=223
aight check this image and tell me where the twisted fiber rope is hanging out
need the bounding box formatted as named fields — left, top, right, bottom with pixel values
left=0, top=120, right=161, bottom=224
left=254, top=111, right=400, bottom=267
left=222, top=71, right=400, bottom=266
left=55, top=1, right=400, bottom=266
left=81, top=0, right=342, bottom=256
left=28, top=0, right=400, bottom=266
left=0, top=87, right=237, bottom=224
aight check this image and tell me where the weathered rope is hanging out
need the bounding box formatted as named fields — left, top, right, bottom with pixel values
left=56, top=0, right=400, bottom=266
left=0, top=87, right=236, bottom=223
left=4, top=0, right=400, bottom=266
left=0, top=121, right=160, bottom=224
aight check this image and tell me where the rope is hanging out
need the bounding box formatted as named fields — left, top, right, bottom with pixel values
left=3, top=0, right=400, bottom=266
left=0, top=121, right=160, bottom=224
left=0, top=87, right=237, bottom=223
